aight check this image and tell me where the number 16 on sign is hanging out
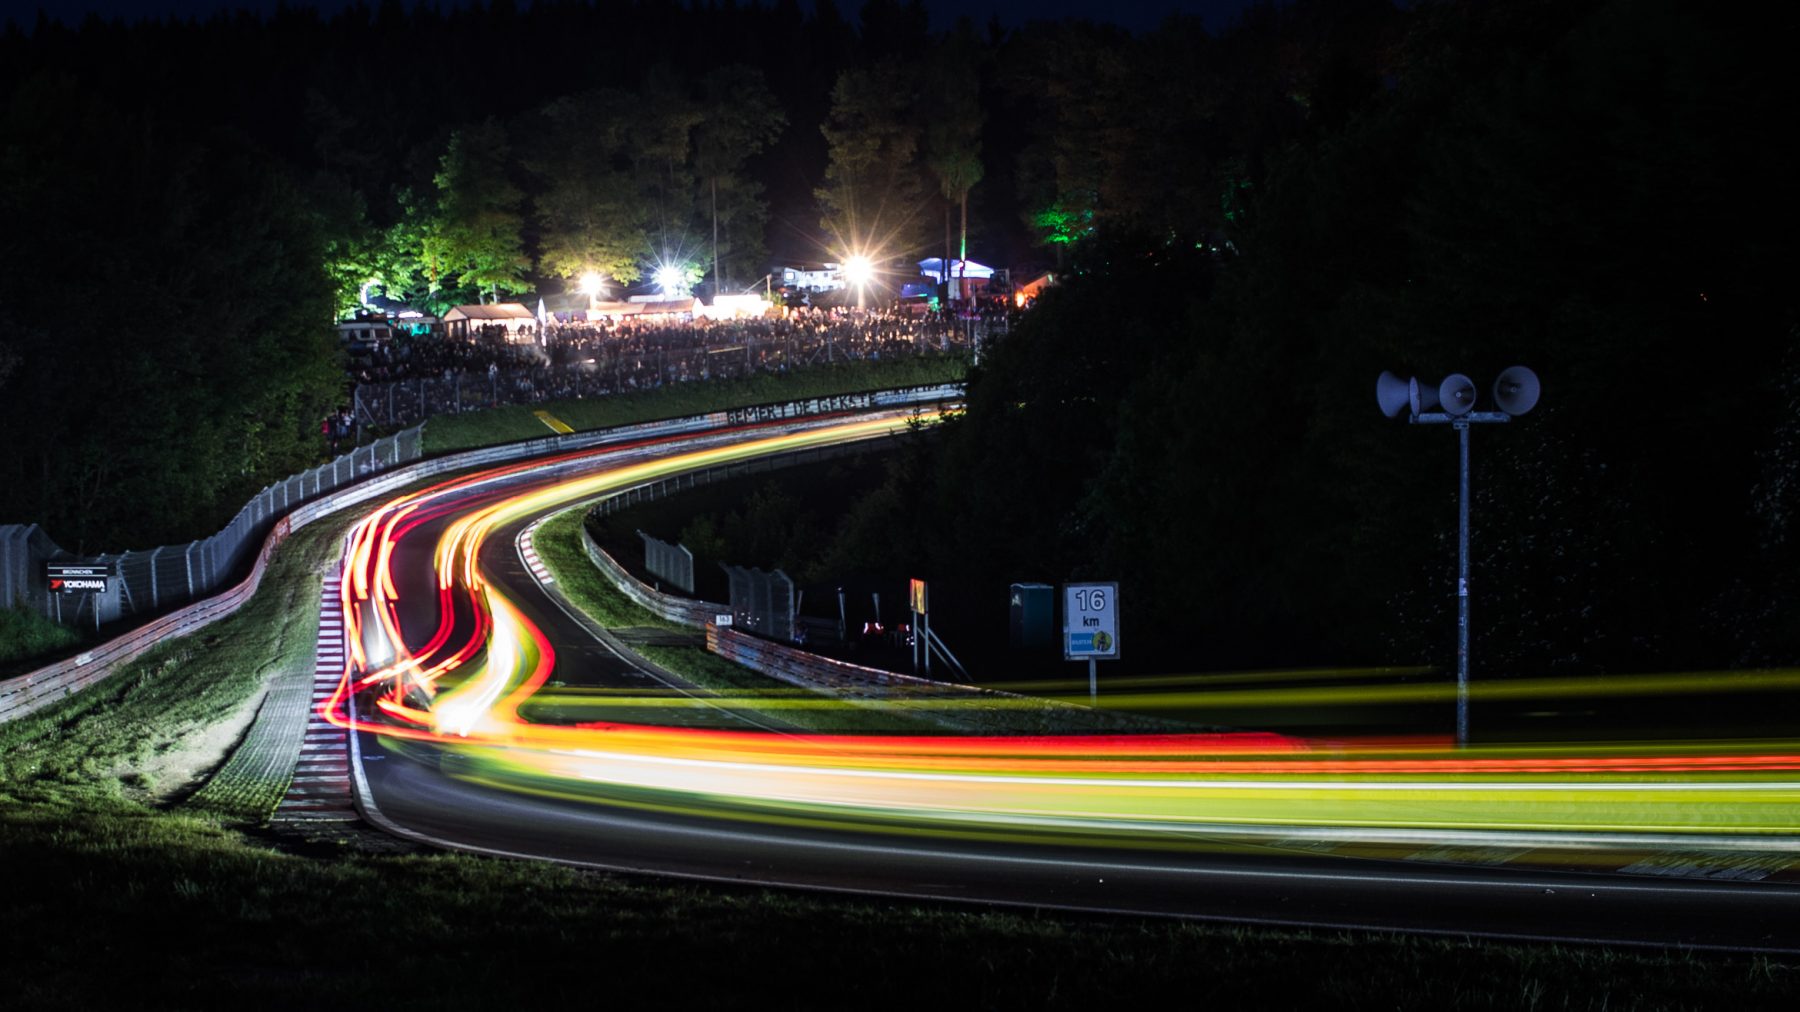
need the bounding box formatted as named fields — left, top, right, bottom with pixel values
left=1064, top=582, right=1119, bottom=700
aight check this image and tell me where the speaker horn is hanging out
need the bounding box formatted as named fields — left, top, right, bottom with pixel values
left=1410, top=377, right=1439, bottom=416
left=1376, top=371, right=1412, bottom=418
left=1438, top=373, right=1477, bottom=416
left=1493, top=365, right=1540, bottom=416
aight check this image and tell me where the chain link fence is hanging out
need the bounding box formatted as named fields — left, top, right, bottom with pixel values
left=0, top=427, right=421, bottom=631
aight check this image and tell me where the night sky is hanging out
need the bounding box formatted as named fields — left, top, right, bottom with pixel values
left=3, top=0, right=1267, bottom=35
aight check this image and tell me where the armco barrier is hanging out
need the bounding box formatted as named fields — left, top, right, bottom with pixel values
left=582, top=526, right=721, bottom=627
left=0, top=383, right=963, bottom=724
left=703, top=623, right=1176, bottom=735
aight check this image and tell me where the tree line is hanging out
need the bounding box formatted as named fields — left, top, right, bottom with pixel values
left=0, top=0, right=1372, bottom=550
left=858, top=0, right=1800, bottom=678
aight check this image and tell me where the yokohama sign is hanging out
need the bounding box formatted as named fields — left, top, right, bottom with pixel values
left=46, top=562, right=113, bottom=595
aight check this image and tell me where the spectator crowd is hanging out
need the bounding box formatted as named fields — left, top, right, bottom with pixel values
left=342, top=307, right=993, bottom=431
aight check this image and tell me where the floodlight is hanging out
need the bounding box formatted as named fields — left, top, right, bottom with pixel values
left=842, top=255, right=874, bottom=286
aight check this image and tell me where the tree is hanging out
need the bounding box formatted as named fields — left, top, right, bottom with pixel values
left=921, top=31, right=985, bottom=293
left=817, top=60, right=931, bottom=261
left=432, top=119, right=529, bottom=303
left=634, top=65, right=706, bottom=281
left=0, top=74, right=340, bottom=548
left=524, top=89, right=649, bottom=287
left=693, top=65, right=786, bottom=296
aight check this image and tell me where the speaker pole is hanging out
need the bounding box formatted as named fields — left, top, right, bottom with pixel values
left=1378, top=367, right=1538, bottom=748
left=1456, top=419, right=1471, bottom=747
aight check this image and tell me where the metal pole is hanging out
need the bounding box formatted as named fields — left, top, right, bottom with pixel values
left=923, top=610, right=932, bottom=678
left=911, top=605, right=918, bottom=676
left=1456, top=419, right=1471, bottom=747
left=1089, top=658, right=1097, bottom=702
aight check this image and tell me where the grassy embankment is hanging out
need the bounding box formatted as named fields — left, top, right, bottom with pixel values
left=0, top=605, right=81, bottom=674
left=529, top=506, right=938, bottom=735
left=424, top=354, right=966, bottom=453
left=3, top=378, right=1795, bottom=1009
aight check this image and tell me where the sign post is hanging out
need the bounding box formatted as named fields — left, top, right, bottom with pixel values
left=909, top=578, right=929, bottom=677
left=1063, top=582, right=1119, bottom=701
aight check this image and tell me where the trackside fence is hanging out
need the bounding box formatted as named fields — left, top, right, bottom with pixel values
left=0, top=384, right=961, bottom=723
left=0, top=429, right=423, bottom=632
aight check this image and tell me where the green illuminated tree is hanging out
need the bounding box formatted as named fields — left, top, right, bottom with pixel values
left=432, top=119, right=530, bottom=304
left=524, top=89, right=649, bottom=287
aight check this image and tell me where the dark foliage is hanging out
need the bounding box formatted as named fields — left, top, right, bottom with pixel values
left=900, top=0, right=1800, bottom=677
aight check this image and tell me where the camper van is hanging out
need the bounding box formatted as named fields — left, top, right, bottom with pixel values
left=335, top=320, right=395, bottom=353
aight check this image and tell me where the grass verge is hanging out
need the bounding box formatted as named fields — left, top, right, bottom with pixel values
left=0, top=603, right=82, bottom=673
left=423, top=354, right=966, bottom=453
left=532, top=506, right=933, bottom=734
left=0, top=518, right=346, bottom=813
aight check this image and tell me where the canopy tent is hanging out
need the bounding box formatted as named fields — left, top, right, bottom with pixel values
left=444, top=303, right=536, bottom=340
left=588, top=297, right=701, bottom=321
left=1015, top=271, right=1056, bottom=304
left=917, top=258, right=995, bottom=283
left=698, top=294, right=772, bottom=320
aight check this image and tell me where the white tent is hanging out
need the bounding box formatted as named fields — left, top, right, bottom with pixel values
left=917, top=258, right=995, bottom=283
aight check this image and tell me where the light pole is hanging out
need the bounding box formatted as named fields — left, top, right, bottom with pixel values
left=1377, top=366, right=1540, bottom=746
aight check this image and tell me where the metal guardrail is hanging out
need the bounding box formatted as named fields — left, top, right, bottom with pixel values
left=583, top=529, right=722, bottom=627
left=704, top=620, right=1174, bottom=735
left=0, top=383, right=964, bottom=724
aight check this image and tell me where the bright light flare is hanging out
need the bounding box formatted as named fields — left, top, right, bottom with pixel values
left=577, top=272, right=605, bottom=297
left=654, top=265, right=687, bottom=296
left=841, top=255, right=874, bottom=287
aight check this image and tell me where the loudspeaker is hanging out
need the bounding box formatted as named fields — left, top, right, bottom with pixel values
left=1493, top=365, right=1541, bottom=416
left=1439, top=373, right=1477, bottom=416
left=1411, top=377, right=1440, bottom=416
left=1376, top=371, right=1412, bottom=418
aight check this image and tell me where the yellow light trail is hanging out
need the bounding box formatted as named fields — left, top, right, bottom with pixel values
left=321, top=408, right=1800, bottom=858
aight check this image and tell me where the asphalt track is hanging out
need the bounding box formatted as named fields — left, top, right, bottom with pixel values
left=340, top=411, right=1800, bottom=953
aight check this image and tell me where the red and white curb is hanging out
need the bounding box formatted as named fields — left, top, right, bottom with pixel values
left=273, top=568, right=357, bottom=824
left=519, top=523, right=554, bottom=585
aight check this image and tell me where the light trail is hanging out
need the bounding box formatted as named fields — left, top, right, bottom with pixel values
left=318, top=409, right=1800, bottom=855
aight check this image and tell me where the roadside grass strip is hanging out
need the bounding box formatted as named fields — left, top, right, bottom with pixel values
left=0, top=602, right=82, bottom=674
left=423, top=355, right=966, bottom=453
